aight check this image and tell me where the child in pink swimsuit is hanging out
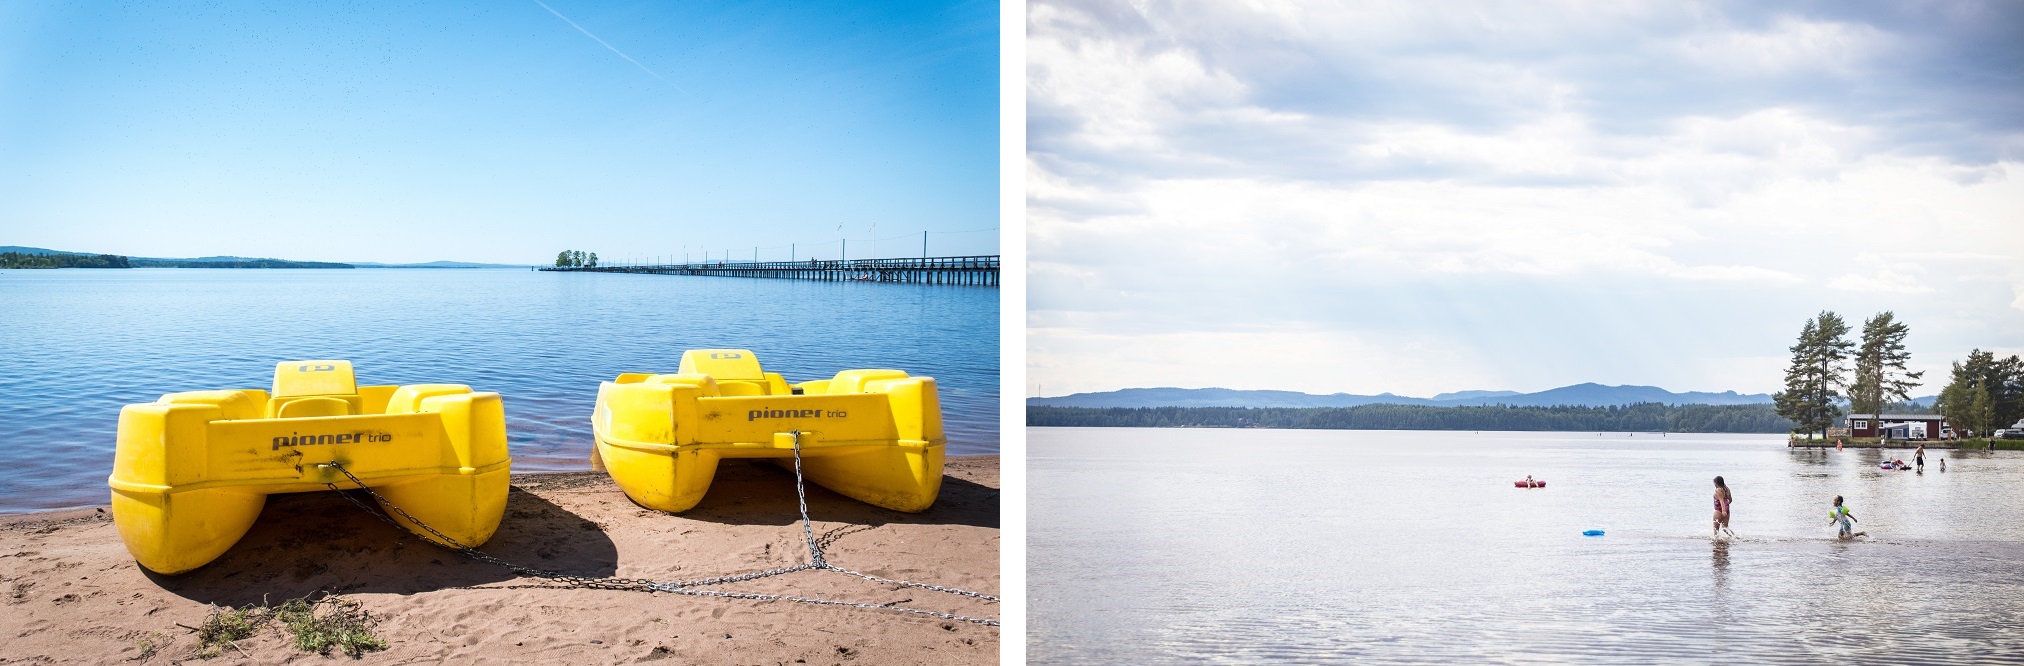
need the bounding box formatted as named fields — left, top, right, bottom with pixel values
left=1712, top=476, right=1735, bottom=539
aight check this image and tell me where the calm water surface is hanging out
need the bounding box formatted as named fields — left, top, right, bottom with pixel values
left=0, top=269, right=997, bottom=512
left=1032, top=428, right=2024, bottom=664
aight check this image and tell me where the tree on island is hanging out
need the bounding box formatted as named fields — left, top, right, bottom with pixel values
left=1936, top=349, right=2024, bottom=438
left=1772, top=311, right=1852, bottom=439
left=1849, top=311, right=1923, bottom=417
left=553, top=250, right=600, bottom=268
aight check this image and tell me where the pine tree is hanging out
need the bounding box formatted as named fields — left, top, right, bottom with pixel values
left=1967, top=379, right=1996, bottom=439
left=1938, top=349, right=2024, bottom=438
left=1994, top=355, right=2024, bottom=431
left=1773, top=318, right=1820, bottom=435
left=1772, top=311, right=1853, bottom=439
left=1850, top=311, right=1922, bottom=416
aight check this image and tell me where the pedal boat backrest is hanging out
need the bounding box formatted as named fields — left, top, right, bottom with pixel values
left=263, top=360, right=406, bottom=418
left=673, top=349, right=792, bottom=396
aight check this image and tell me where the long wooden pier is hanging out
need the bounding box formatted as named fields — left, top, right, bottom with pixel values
left=539, top=255, right=999, bottom=286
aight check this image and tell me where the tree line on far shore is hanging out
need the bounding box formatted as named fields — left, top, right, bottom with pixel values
left=1028, top=403, right=1794, bottom=433
left=0, top=251, right=352, bottom=269
left=554, top=250, right=599, bottom=268
left=0, top=252, right=130, bottom=268
left=1772, top=310, right=2022, bottom=438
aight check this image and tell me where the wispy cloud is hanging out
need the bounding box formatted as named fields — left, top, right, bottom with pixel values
left=531, top=0, right=687, bottom=94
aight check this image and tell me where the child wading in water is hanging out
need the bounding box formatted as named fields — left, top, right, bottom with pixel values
left=1712, top=476, right=1735, bottom=539
left=1829, top=496, right=1867, bottom=539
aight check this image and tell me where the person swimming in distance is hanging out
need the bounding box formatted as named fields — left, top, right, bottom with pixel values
left=1829, top=496, right=1867, bottom=540
left=1712, top=476, right=1735, bottom=540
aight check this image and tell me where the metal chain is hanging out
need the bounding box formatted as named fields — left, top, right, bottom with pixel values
left=825, top=565, right=1004, bottom=601
left=317, top=430, right=997, bottom=626
left=790, top=431, right=826, bottom=568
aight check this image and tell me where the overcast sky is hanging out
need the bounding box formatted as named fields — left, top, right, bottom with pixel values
left=0, top=0, right=997, bottom=264
left=1029, top=0, right=2024, bottom=398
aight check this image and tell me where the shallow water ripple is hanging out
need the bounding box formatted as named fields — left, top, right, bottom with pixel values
left=1031, top=428, right=2024, bottom=664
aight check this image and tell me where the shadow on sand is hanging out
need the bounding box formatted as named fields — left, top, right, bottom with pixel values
left=645, top=460, right=999, bottom=530
left=150, top=485, right=618, bottom=607
left=151, top=459, right=995, bottom=605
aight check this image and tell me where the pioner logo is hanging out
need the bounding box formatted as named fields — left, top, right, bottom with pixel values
left=747, top=408, right=846, bottom=421
left=273, top=431, right=394, bottom=450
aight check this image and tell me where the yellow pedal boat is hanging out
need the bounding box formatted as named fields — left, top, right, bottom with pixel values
left=592, top=349, right=945, bottom=514
left=107, top=361, right=510, bottom=575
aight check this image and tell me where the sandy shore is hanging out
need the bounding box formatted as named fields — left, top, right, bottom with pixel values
left=0, top=456, right=998, bottom=664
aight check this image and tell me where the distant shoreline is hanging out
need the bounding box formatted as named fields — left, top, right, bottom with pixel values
left=1028, top=403, right=1797, bottom=433
left=1, top=247, right=527, bottom=270
left=0, top=264, right=535, bottom=270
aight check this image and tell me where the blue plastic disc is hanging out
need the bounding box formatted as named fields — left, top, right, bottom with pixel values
left=1582, top=530, right=1605, bottom=537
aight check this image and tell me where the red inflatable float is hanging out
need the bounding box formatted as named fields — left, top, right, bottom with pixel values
left=1514, top=480, right=1546, bottom=488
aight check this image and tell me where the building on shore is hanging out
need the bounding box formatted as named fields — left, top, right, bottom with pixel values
left=1844, top=413, right=1954, bottom=440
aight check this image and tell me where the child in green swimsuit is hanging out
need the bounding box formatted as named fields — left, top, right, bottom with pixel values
left=1829, top=496, right=1866, bottom=539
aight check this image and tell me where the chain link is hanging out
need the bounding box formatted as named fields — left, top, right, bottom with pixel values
left=791, top=430, right=827, bottom=568
left=317, top=430, right=997, bottom=626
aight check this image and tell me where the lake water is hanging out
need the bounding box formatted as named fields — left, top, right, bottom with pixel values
left=0, top=268, right=997, bottom=513
left=1031, top=427, right=2024, bottom=664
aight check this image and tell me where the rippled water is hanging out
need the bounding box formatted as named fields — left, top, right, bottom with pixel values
left=1031, top=428, right=2024, bottom=664
left=0, top=268, right=997, bottom=513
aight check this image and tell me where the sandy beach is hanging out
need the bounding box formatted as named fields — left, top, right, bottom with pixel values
left=1, top=456, right=998, bottom=664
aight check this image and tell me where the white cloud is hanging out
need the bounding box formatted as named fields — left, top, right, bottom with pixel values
left=1829, top=271, right=1936, bottom=294
left=1027, top=324, right=1499, bottom=397
left=1671, top=17, right=1893, bottom=76
left=1029, top=0, right=2024, bottom=396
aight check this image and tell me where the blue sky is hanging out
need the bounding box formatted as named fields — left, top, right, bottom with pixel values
left=0, top=0, right=998, bottom=264
left=1028, top=1, right=2024, bottom=397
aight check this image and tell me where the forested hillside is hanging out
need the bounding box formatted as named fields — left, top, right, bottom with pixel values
left=0, top=252, right=130, bottom=268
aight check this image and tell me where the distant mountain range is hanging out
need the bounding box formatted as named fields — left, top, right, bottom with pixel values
left=1, top=246, right=525, bottom=269
left=1028, top=384, right=1778, bottom=409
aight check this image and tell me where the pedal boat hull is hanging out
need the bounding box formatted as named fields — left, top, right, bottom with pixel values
left=592, top=350, right=945, bottom=514
left=107, top=362, right=510, bottom=575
